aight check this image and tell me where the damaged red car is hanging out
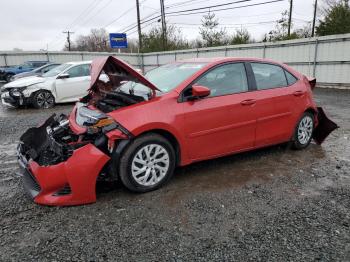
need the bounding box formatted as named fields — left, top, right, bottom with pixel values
left=17, top=56, right=338, bottom=206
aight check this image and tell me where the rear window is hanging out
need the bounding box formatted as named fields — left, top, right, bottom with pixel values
left=285, top=70, right=298, bottom=85
left=251, top=63, right=287, bottom=90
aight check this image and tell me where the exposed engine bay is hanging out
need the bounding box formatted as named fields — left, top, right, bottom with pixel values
left=18, top=56, right=157, bottom=167
left=19, top=114, right=90, bottom=166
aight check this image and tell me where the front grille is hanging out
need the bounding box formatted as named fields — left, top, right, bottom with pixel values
left=22, top=169, right=41, bottom=198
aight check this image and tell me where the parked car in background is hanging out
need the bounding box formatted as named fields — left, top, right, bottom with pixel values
left=17, top=56, right=338, bottom=206
left=10, top=63, right=61, bottom=81
left=1, top=61, right=91, bottom=108
left=0, top=61, right=49, bottom=82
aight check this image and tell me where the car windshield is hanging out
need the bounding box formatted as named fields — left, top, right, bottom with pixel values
left=42, top=64, right=71, bottom=77
left=20, top=62, right=34, bottom=69
left=119, top=62, right=207, bottom=95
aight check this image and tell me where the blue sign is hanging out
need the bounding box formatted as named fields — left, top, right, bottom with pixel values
left=109, top=33, right=127, bottom=48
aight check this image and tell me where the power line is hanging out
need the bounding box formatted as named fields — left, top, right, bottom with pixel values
left=47, top=0, right=101, bottom=47
left=166, top=0, right=256, bottom=15
left=166, top=0, right=286, bottom=17
left=122, top=0, right=285, bottom=34
left=65, top=0, right=101, bottom=30
left=74, top=0, right=113, bottom=30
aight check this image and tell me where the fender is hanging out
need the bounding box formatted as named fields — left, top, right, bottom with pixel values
left=130, top=122, right=191, bottom=166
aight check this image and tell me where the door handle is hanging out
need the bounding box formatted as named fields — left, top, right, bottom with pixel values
left=293, top=90, right=305, bottom=96
left=240, top=99, right=256, bottom=106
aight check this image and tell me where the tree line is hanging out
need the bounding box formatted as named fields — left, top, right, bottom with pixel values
left=66, top=0, right=350, bottom=53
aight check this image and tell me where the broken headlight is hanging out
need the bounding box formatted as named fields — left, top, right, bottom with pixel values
left=76, top=104, right=117, bottom=133
left=9, top=86, right=27, bottom=96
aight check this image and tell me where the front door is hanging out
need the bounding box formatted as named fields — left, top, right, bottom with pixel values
left=182, top=63, right=257, bottom=160
left=55, top=64, right=91, bottom=102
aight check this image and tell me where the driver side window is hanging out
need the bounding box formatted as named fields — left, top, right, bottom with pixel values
left=195, top=63, right=248, bottom=97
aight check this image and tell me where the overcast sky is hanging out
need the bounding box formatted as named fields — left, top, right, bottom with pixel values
left=0, top=0, right=319, bottom=51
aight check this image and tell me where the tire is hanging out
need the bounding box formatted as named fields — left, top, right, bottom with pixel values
left=119, top=133, right=176, bottom=193
left=5, top=74, right=14, bottom=82
left=32, top=90, right=55, bottom=109
left=292, top=112, right=314, bottom=150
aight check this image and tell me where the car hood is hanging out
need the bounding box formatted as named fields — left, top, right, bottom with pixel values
left=3, top=76, right=45, bottom=88
left=89, top=56, right=160, bottom=94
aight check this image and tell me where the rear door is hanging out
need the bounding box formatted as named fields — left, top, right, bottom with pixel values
left=249, top=62, right=298, bottom=146
left=182, top=62, right=257, bottom=160
left=55, top=64, right=91, bottom=102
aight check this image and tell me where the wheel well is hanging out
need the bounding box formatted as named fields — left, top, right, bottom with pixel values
left=305, top=108, right=317, bottom=122
left=305, top=108, right=317, bottom=116
left=139, top=129, right=181, bottom=166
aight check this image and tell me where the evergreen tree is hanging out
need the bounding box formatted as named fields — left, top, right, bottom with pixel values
left=316, top=0, right=350, bottom=36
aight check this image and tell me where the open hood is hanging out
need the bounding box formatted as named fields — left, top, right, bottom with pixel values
left=89, top=56, right=159, bottom=93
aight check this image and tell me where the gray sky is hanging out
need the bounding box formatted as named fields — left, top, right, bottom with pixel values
left=0, top=0, right=317, bottom=51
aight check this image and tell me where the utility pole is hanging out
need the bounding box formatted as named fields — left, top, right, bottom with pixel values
left=160, top=0, right=167, bottom=51
left=311, top=0, right=318, bottom=37
left=136, top=0, right=142, bottom=52
left=288, top=0, right=293, bottom=37
left=63, top=31, right=74, bottom=51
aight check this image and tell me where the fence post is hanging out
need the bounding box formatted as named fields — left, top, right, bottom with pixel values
left=196, top=48, right=199, bottom=58
left=263, top=44, right=266, bottom=58
left=156, top=53, right=159, bottom=67
left=140, top=54, right=145, bottom=73
left=224, top=47, right=228, bottom=57
left=313, top=39, right=319, bottom=77
left=3, top=54, right=8, bottom=66
left=81, top=53, right=84, bottom=61
left=46, top=52, right=50, bottom=62
left=174, top=52, right=177, bottom=61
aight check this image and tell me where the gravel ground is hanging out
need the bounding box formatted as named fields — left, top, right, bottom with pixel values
left=0, top=87, right=349, bottom=261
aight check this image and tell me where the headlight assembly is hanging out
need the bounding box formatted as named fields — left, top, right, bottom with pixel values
left=9, top=87, right=27, bottom=96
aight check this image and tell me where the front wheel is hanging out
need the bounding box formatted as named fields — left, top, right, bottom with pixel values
left=292, top=112, right=314, bottom=149
left=32, top=90, right=55, bottom=109
left=119, top=133, right=176, bottom=193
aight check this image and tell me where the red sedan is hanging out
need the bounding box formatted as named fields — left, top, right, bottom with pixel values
left=18, top=56, right=338, bottom=206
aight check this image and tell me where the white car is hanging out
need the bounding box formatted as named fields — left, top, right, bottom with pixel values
left=1, top=61, right=91, bottom=109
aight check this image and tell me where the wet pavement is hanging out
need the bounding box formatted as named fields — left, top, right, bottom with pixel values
left=0, top=87, right=349, bottom=261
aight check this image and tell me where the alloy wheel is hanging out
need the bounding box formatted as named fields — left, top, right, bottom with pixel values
left=298, top=115, right=313, bottom=145
left=131, top=144, right=170, bottom=186
left=36, top=92, right=54, bottom=108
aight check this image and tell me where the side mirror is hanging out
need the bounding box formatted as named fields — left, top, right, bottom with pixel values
left=57, top=73, right=70, bottom=79
left=18, top=66, right=22, bottom=69
left=190, top=85, right=210, bottom=100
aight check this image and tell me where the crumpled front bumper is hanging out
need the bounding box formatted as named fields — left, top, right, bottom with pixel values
left=17, top=132, right=110, bottom=206
left=1, top=91, right=29, bottom=107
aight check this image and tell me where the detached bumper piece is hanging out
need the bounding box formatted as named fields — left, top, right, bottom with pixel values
left=18, top=114, right=110, bottom=206
left=313, top=107, right=339, bottom=144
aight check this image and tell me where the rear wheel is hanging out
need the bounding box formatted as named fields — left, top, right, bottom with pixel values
left=119, top=133, right=176, bottom=193
left=32, top=90, right=55, bottom=109
left=292, top=112, right=314, bottom=149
